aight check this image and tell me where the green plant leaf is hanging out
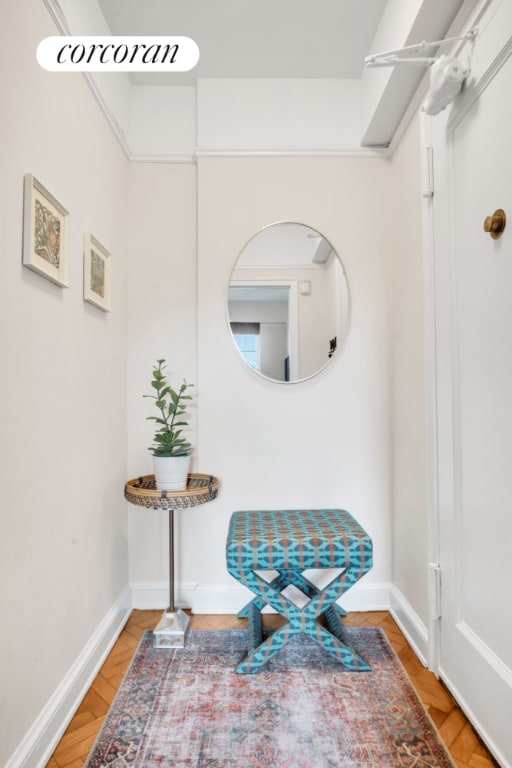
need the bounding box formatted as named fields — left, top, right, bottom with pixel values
left=144, top=358, right=194, bottom=455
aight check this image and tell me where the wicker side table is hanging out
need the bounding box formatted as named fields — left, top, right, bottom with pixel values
left=125, top=473, right=219, bottom=648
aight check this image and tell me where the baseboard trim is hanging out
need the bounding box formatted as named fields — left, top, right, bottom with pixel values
left=389, top=585, right=429, bottom=667
left=129, top=579, right=392, bottom=614
left=131, top=580, right=197, bottom=610
left=6, top=586, right=132, bottom=768
left=191, top=581, right=392, bottom=615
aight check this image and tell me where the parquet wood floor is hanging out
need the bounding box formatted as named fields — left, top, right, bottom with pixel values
left=46, top=610, right=499, bottom=768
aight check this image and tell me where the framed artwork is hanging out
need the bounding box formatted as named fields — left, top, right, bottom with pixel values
left=23, top=174, right=69, bottom=287
left=83, top=233, right=111, bottom=312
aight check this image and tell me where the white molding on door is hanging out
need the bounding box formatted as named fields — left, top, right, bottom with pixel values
left=447, top=2, right=512, bottom=135
left=440, top=649, right=512, bottom=768
left=456, top=621, right=512, bottom=687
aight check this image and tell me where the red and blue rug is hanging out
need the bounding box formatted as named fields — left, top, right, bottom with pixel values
left=85, top=628, right=455, bottom=767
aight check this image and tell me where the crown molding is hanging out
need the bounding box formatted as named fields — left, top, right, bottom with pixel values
left=83, top=74, right=132, bottom=159
left=116, top=146, right=391, bottom=164
left=194, top=146, right=391, bottom=159
left=42, top=0, right=70, bottom=34
left=40, top=0, right=409, bottom=163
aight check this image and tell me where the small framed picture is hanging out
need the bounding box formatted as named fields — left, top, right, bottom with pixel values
left=23, top=174, right=69, bottom=287
left=83, top=233, right=111, bottom=312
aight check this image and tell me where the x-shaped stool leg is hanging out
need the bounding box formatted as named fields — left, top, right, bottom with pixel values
left=237, top=569, right=347, bottom=620
left=235, top=565, right=370, bottom=673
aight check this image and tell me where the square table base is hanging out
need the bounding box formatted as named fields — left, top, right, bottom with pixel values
left=153, top=609, right=190, bottom=649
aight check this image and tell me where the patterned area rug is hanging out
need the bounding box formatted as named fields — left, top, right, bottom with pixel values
left=85, top=628, right=455, bottom=768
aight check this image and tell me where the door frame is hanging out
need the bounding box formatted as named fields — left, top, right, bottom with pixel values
left=422, top=3, right=512, bottom=763
left=422, top=0, right=512, bottom=675
left=419, top=110, right=441, bottom=674
left=228, top=279, right=299, bottom=380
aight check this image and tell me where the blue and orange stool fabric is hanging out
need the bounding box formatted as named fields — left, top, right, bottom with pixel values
left=226, top=509, right=373, bottom=673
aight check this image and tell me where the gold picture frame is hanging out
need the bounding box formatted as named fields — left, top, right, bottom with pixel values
left=23, top=174, right=69, bottom=287
left=83, top=233, right=111, bottom=312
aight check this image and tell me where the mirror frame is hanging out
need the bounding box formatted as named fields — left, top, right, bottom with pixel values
left=227, top=221, right=350, bottom=384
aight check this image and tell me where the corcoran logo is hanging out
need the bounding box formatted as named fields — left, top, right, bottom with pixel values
left=37, top=36, right=200, bottom=72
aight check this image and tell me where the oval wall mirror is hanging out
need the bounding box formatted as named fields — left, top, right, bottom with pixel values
left=227, top=222, right=349, bottom=383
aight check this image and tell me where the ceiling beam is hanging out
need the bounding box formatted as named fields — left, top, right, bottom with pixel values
left=361, top=0, right=477, bottom=147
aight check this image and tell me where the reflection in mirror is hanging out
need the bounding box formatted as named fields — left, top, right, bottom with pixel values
left=228, top=223, right=349, bottom=383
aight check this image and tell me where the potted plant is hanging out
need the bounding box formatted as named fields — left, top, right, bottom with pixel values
left=144, top=358, right=194, bottom=490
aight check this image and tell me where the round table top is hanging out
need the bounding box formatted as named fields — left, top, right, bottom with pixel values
left=125, top=473, right=219, bottom=510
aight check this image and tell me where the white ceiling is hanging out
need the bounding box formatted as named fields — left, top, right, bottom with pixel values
left=96, top=0, right=388, bottom=86
left=48, top=0, right=471, bottom=154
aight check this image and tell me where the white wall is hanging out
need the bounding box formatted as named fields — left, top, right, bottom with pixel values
left=197, top=79, right=363, bottom=152
left=0, top=2, right=129, bottom=765
left=126, top=163, right=198, bottom=592
left=0, top=6, right=430, bottom=762
left=128, top=86, right=197, bottom=161
left=125, top=156, right=399, bottom=611
left=194, top=156, right=394, bottom=600
left=125, top=152, right=427, bottom=620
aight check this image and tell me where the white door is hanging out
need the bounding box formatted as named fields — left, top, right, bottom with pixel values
left=428, top=3, right=512, bottom=765
left=430, top=0, right=512, bottom=768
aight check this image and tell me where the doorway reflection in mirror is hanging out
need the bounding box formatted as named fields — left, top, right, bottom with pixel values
left=227, top=223, right=349, bottom=383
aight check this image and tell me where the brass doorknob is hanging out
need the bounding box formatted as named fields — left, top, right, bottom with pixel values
left=483, top=208, right=506, bottom=239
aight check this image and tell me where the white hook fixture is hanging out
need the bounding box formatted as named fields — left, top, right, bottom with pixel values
left=364, top=28, right=478, bottom=115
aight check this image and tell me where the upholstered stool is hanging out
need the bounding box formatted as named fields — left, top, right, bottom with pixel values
left=226, top=509, right=373, bottom=674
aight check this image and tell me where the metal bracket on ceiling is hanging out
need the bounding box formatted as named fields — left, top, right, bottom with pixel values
left=365, top=28, right=479, bottom=116
left=364, top=28, right=478, bottom=69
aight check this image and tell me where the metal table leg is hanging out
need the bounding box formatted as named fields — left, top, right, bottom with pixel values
left=153, top=508, right=190, bottom=648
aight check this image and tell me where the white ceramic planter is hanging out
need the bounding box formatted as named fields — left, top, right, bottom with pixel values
left=153, top=454, right=190, bottom=491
